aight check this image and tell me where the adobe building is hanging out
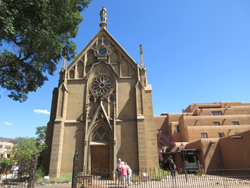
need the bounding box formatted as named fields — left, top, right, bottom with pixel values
left=44, top=6, right=158, bottom=178
left=185, top=130, right=250, bottom=173
left=155, top=102, right=250, bottom=172
left=0, top=137, right=13, bottom=158
left=155, top=102, right=250, bottom=142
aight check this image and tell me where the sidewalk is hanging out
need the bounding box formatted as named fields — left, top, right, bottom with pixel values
left=34, top=183, right=71, bottom=188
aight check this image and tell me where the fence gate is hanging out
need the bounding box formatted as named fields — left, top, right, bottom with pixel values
left=0, top=152, right=37, bottom=188
left=72, top=151, right=93, bottom=188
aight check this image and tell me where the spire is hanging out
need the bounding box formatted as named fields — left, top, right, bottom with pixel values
left=99, top=6, right=108, bottom=29
left=61, top=56, right=66, bottom=70
left=140, top=44, right=145, bottom=68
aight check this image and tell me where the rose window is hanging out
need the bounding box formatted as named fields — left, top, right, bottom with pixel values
left=91, top=75, right=113, bottom=96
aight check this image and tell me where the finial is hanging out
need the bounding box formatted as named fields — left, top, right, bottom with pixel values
left=99, top=6, right=108, bottom=29
left=61, top=56, right=66, bottom=70
left=140, top=44, right=145, bottom=68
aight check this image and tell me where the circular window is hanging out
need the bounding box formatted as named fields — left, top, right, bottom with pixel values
left=91, top=75, right=113, bottom=96
left=99, top=48, right=107, bottom=55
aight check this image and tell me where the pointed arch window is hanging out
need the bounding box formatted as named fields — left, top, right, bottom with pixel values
left=89, top=95, right=94, bottom=102
left=69, top=69, right=75, bottom=79
left=92, top=126, right=110, bottom=143
left=109, top=95, right=114, bottom=102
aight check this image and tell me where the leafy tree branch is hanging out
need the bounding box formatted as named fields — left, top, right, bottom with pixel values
left=0, top=0, right=91, bottom=102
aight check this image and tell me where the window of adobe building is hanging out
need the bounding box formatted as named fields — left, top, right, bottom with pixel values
left=5, top=146, right=11, bottom=149
left=201, top=133, right=208, bottom=139
left=218, top=133, right=224, bottom=138
left=175, top=125, right=180, bottom=133
left=211, top=111, right=222, bottom=115
left=158, top=129, right=162, bottom=133
left=213, top=122, right=220, bottom=126
left=232, top=121, right=239, bottom=125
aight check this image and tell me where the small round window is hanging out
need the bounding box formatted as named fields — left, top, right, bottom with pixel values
left=99, top=48, right=107, bottom=55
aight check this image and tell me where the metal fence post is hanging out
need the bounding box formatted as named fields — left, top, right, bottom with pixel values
left=72, top=150, right=78, bottom=188
left=27, top=151, right=38, bottom=188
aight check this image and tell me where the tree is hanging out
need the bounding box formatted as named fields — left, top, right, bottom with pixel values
left=0, top=157, right=14, bottom=175
left=35, top=126, right=47, bottom=146
left=0, top=0, right=91, bottom=102
left=10, top=137, right=45, bottom=167
left=157, top=133, right=176, bottom=162
left=35, top=126, right=47, bottom=168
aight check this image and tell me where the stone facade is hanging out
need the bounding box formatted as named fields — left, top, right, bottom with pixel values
left=44, top=27, right=158, bottom=177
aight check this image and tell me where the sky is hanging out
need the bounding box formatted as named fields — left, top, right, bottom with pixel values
left=1, top=0, right=250, bottom=139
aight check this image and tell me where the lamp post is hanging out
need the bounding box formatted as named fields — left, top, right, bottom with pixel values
left=181, top=143, right=187, bottom=181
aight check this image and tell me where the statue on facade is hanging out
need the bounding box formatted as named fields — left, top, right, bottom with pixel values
left=100, top=6, right=107, bottom=23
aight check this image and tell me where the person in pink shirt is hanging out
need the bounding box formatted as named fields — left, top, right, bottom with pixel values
left=119, top=162, right=128, bottom=187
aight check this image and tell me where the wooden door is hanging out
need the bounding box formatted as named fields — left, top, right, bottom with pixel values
left=91, top=145, right=110, bottom=175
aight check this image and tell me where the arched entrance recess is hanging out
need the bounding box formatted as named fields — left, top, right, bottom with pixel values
left=88, top=120, right=114, bottom=176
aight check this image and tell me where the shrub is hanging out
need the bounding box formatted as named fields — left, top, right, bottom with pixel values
left=36, top=173, right=72, bottom=184
left=151, top=168, right=171, bottom=181
left=131, top=173, right=140, bottom=182
left=35, top=167, right=47, bottom=181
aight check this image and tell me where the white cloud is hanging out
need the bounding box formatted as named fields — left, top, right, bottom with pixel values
left=3, top=122, right=13, bottom=125
left=33, top=109, right=50, bottom=115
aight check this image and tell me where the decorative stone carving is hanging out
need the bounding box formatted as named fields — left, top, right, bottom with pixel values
left=90, top=75, right=113, bottom=98
left=129, top=65, right=136, bottom=77
left=98, top=67, right=107, bottom=74
left=93, top=37, right=111, bottom=61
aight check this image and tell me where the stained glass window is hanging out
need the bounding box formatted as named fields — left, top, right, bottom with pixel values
left=92, top=126, right=110, bottom=143
left=91, top=75, right=113, bottom=96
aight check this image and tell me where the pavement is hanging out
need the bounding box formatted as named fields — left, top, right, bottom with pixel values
left=34, top=183, right=71, bottom=188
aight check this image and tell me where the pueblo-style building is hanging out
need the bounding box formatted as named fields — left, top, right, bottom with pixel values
left=44, top=7, right=158, bottom=178
left=155, top=102, right=250, bottom=172
left=0, top=137, right=13, bottom=158
left=155, top=102, right=250, bottom=142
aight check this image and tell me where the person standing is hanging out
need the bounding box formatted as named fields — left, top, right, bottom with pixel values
left=117, top=158, right=122, bottom=183
left=120, top=162, right=128, bottom=187
left=124, top=162, right=132, bottom=186
left=169, top=159, right=176, bottom=177
left=18, top=165, right=23, bottom=178
left=12, top=165, right=19, bottom=177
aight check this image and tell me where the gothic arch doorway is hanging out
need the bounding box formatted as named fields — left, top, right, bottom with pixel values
left=90, top=124, right=111, bottom=176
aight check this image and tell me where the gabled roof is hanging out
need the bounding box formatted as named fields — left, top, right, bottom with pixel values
left=67, top=28, right=138, bottom=69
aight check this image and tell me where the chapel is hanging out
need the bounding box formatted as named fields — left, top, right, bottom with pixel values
left=44, top=6, right=159, bottom=178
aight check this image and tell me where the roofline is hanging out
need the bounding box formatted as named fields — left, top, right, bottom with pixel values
left=67, top=28, right=139, bottom=70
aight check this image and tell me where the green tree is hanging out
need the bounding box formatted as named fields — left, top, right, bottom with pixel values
left=0, top=157, right=14, bottom=174
left=0, top=0, right=91, bottom=102
left=35, top=126, right=47, bottom=168
left=11, top=137, right=45, bottom=167
left=35, top=126, right=47, bottom=146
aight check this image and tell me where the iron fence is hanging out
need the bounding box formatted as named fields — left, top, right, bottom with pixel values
left=74, top=168, right=250, bottom=188
left=0, top=153, right=37, bottom=188
left=71, top=152, right=250, bottom=188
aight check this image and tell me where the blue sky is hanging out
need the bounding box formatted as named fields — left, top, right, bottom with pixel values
left=1, top=0, right=250, bottom=139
